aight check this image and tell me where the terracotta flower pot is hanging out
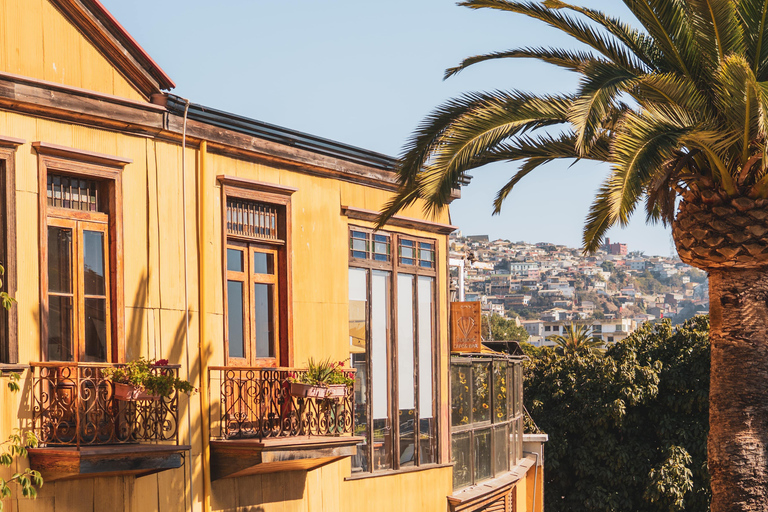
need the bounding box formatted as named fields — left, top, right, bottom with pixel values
left=113, top=382, right=159, bottom=401
left=289, top=382, right=347, bottom=399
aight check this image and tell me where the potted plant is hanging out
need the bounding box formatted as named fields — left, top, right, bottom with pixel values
left=102, top=358, right=195, bottom=401
left=287, top=358, right=354, bottom=399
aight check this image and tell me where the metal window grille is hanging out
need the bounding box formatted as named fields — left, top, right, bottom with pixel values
left=226, top=199, right=280, bottom=241
left=47, top=174, right=99, bottom=211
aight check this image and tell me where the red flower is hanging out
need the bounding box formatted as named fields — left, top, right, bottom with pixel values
left=155, top=359, right=169, bottom=367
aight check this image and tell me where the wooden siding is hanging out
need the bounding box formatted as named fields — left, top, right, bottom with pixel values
left=0, top=0, right=146, bottom=102
left=0, top=108, right=463, bottom=512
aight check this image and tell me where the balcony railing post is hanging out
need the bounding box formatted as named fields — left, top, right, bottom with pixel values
left=75, top=366, right=81, bottom=451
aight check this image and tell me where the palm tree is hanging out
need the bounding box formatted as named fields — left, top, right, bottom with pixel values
left=549, top=323, right=604, bottom=352
left=379, top=1, right=768, bottom=510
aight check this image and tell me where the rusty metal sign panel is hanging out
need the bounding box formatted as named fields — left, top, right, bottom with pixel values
left=451, top=301, right=482, bottom=353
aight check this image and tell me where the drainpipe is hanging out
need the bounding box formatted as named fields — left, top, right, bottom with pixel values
left=197, top=140, right=213, bottom=511
left=179, top=98, right=197, bottom=512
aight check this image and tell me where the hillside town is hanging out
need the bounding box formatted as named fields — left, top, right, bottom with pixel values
left=449, top=233, right=709, bottom=348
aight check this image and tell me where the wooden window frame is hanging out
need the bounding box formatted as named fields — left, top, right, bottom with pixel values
left=218, top=176, right=295, bottom=368
left=225, top=241, right=280, bottom=367
left=0, top=136, right=23, bottom=364
left=348, top=226, right=441, bottom=474
left=35, top=143, right=128, bottom=363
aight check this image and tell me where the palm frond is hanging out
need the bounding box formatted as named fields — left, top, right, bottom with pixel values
left=686, top=0, right=744, bottom=65
left=621, top=0, right=697, bottom=78
left=737, top=0, right=768, bottom=78
left=459, top=0, right=647, bottom=72
left=444, top=47, right=606, bottom=79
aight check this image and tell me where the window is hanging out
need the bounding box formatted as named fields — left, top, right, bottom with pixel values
left=35, top=143, right=127, bottom=363
left=0, top=138, right=20, bottom=364
left=450, top=355, right=524, bottom=490
left=219, top=176, right=294, bottom=367
left=544, top=326, right=550, bottom=332
left=348, top=227, right=438, bottom=473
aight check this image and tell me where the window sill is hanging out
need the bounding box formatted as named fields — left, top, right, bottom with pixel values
left=344, top=462, right=453, bottom=482
left=0, top=363, right=29, bottom=374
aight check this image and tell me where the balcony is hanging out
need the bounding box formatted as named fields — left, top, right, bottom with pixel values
left=208, top=366, right=363, bottom=479
left=27, top=362, right=190, bottom=482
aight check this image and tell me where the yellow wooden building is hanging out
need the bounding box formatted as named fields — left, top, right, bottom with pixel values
left=0, top=1, right=544, bottom=511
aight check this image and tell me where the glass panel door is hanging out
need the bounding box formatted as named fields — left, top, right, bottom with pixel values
left=47, top=223, right=74, bottom=361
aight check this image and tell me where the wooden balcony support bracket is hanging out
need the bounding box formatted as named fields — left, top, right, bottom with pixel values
left=209, top=435, right=364, bottom=480
left=27, top=444, right=192, bottom=482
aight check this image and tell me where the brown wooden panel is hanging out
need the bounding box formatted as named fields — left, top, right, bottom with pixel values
left=450, top=302, right=482, bottom=353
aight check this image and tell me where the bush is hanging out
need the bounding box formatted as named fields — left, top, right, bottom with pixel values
left=525, top=317, right=710, bottom=512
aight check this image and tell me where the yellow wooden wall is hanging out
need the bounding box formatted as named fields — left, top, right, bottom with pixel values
left=0, top=104, right=458, bottom=511
left=0, top=0, right=148, bottom=102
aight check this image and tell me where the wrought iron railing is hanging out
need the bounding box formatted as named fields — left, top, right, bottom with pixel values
left=30, top=362, right=180, bottom=448
left=210, top=367, right=354, bottom=440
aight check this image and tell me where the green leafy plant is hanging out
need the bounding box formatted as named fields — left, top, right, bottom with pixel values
left=287, top=358, right=354, bottom=387
left=0, top=430, right=42, bottom=511
left=101, top=358, right=195, bottom=398
left=0, top=264, right=14, bottom=311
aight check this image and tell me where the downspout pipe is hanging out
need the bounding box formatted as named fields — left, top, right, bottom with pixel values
left=180, top=99, right=196, bottom=511
left=197, top=140, right=213, bottom=511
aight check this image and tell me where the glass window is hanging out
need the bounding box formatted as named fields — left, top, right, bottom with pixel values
left=225, top=242, right=279, bottom=364
left=451, top=356, right=525, bottom=489
left=349, top=228, right=438, bottom=473
left=46, top=189, right=111, bottom=363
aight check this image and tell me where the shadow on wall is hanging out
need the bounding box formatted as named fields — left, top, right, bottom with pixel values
left=211, top=471, right=308, bottom=511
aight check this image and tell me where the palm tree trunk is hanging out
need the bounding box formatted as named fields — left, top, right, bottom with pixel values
left=708, top=268, right=768, bottom=512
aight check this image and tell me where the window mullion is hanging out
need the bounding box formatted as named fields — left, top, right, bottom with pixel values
left=245, top=244, right=254, bottom=364
left=412, top=275, right=420, bottom=467
left=390, top=235, right=400, bottom=471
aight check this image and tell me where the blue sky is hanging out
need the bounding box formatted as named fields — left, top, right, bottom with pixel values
left=101, top=0, right=672, bottom=256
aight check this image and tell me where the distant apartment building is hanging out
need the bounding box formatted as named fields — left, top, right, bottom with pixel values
left=522, top=320, right=545, bottom=338
left=627, top=258, right=647, bottom=271
left=506, top=294, right=532, bottom=308
left=591, top=318, right=637, bottom=343
left=509, top=261, right=539, bottom=275
left=603, top=238, right=628, bottom=255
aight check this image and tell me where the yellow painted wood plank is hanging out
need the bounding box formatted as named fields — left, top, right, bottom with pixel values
left=210, top=478, right=237, bottom=512
left=4, top=114, right=36, bottom=193
left=79, top=36, right=114, bottom=99
left=235, top=474, right=263, bottom=510
left=132, top=474, right=159, bottom=512
left=54, top=478, right=95, bottom=511
left=41, top=0, right=80, bottom=86
left=93, top=477, right=126, bottom=512
left=156, top=467, right=186, bottom=512
left=35, top=118, right=73, bottom=148
left=4, top=0, right=44, bottom=78
left=15, top=191, right=40, bottom=363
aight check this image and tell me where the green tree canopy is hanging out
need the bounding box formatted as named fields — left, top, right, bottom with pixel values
left=526, top=317, right=710, bottom=512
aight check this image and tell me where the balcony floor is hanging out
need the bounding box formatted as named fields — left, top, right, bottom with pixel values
left=28, top=444, right=191, bottom=482
left=210, top=435, right=364, bottom=480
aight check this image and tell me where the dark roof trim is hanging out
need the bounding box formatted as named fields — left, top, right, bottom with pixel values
left=342, top=205, right=457, bottom=235
left=166, top=95, right=398, bottom=172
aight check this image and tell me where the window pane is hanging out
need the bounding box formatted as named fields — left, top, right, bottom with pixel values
left=83, top=298, right=107, bottom=362
left=493, top=424, right=509, bottom=477
left=373, top=234, right=389, bottom=262
left=349, top=268, right=368, bottom=472
left=400, top=239, right=415, bottom=265
left=473, top=362, right=490, bottom=423
left=474, top=428, right=492, bottom=482
left=253, top=283, right=274, bottom=358
left=397, top=274, right=415, bottom=467
left=227, top=249, right=243, bottom=272
left=48, top=226, right=73, bottom=294
left=451, top=364, right=471, bottom=427
left=418, top=242, right=435, bottom=268
left=48, top=295, right=73, bottom=361
left=451, top=432, right=472, bottom=489
left=418, top=276, right=435, bottom=464
left=371, top=271, right=391, bottom=470
left=83, top=231, right=105, bottom=296
left=493, top=361, right=507, bottom=423
left=253, top=252, right=274, bottom=275
left=227, top=281, right=245, bottom=359
left=350, top=230, right=368, bottom=259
